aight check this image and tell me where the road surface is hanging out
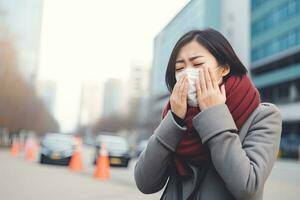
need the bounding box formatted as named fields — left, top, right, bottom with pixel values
left=0, top=147, right=299, bottom=200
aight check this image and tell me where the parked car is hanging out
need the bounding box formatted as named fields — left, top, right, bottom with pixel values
left=40, top=133, right=76, bottom=165
left=280, top=132, right=300, bottom=158
left=136, top=140, right=148, bottom=157
left=94, top=134, right=131, bottom=167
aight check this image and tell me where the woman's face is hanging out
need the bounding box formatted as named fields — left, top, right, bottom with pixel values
left=175, top=39, right=229, bottom=82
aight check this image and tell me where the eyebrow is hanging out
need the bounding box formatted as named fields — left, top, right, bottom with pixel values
left=175, top=55, right=203, bottom=63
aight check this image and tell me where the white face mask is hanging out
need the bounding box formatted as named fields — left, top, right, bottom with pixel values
left=175, top=67, right=223, bottom=107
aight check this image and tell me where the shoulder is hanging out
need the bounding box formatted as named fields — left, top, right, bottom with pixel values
left=247, top=102, right=282, bottom=134
left=258, top=102, right=280, bottom=112
left=253, top=102, right=282, bottom=122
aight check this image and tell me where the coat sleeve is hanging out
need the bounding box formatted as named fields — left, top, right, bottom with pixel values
left=192, top=103, right=282, bottom=199
left=134, top=110, right=187, bottom=194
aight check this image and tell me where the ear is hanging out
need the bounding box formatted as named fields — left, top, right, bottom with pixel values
left=221, top=65, right=230, bottom=77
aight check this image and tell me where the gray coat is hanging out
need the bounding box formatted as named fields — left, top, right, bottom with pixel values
left=134, top=102, right=282, bottom=200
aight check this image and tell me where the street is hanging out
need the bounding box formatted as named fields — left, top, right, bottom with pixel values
left=0, top=147, right=299, bottom=200
left=0, top=147, right=162, bottom=200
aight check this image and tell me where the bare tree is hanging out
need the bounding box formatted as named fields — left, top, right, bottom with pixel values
left=0, top=35, right=59, bottom=135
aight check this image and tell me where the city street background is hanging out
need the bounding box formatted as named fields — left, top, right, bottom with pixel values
left=1, top=0, right=300, bottom=199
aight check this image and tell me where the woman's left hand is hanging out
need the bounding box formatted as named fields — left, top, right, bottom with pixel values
left=196, top=67, right=226, bottom=111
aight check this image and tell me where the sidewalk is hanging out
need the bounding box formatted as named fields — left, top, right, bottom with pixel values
left=264, top=158, right=300, bottom=200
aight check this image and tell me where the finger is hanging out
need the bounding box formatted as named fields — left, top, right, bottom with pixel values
left=209, top=67, right=218, bottom=89
left=196, top=77, right=201, bottom=99
left=199, top=68, right=207, bottom=92
left=204, top=67, right=213, bottom=90
left=183, top=79, right=188, bottom=101
left=173, top=75, right=184, bottom=94
left=178, top=76, right=187, bottom=100
left=180, top=78, right=188, bottom=102
left=174, top=75, right=186, bottom=99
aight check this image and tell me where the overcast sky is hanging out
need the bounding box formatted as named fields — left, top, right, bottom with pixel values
left=38, top=0, right=189, bottom=132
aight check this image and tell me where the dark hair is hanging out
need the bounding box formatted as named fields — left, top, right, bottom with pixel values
left=165, top=28, right=248, bottom=93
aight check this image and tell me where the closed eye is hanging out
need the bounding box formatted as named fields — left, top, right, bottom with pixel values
left=194, top=63, right=204, bottom=67
left=176, top=67, right=184, bottom=71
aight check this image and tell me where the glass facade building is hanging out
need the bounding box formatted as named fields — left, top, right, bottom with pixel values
left=251, top=0, right=300, bottom=157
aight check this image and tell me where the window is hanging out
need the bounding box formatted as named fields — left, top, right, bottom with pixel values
left=251, top=26, right=300, bottom=62
left=287, top=31, right=296, bottom=48
left=259, top=79, right=300, bottom=104
left=251, top=0, right=300, bottom=37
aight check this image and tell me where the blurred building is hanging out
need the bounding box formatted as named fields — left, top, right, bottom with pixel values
left=128, top=63, right=150, bottom=99
left=78, top=82, right=102, bottom=126
left=126, top=63, right=151, bottom=144
left=36, top=80, right=57, bottom=116
left=250, top=0, right=300, bottom=156
left=150, top=0, right=250, bottom=126
left=0, top=0, right=44, bottom=84
left=127, top=62, right=150, bottom=116
left=101, top=79, right=123, bottom=118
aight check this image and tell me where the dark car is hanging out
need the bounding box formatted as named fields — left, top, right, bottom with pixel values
left=280, top=132, right=300, bottom=158
left=94, top=134, right=131, bottom=167
left=40, top=133, right=76, bottom=165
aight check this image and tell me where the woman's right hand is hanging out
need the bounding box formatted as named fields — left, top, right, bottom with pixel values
left=170, top=75, right=188, bottom=119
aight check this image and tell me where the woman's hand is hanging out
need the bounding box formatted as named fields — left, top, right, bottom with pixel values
left=196, top=67, right=226, bottom=111
left=170, top=75, right=188, bottom=119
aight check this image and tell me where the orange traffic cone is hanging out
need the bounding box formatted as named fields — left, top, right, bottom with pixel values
left=94, top=142, right=110, bottom=180
left=24, top=138, right=38, bottom=161
left=10, top=139, right=19, bottom=157
left=25, top=146, right=35, bottom=161
left=69, top=137, right=83, bottom=172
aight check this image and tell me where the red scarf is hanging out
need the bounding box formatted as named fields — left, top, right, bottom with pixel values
left=161, top=74, right=261, bottom=177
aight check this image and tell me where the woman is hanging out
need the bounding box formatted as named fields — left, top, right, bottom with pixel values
left=134, top=28, right=282, bottom=200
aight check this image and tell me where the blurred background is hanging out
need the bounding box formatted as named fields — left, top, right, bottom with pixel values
left=0, top=0, right=299, bottom=199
